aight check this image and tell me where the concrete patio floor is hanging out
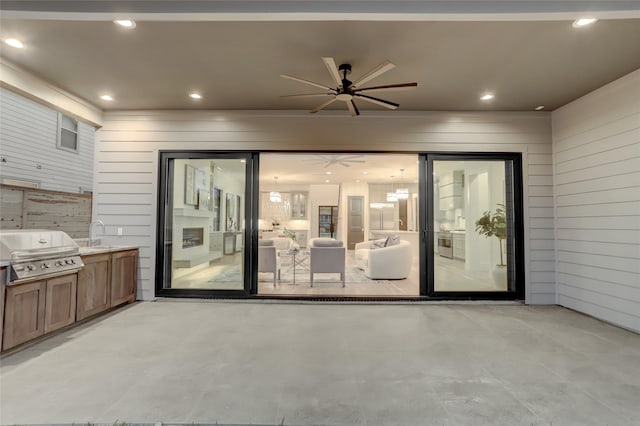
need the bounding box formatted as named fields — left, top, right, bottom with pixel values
left=1, top=301, right=639, bottom=425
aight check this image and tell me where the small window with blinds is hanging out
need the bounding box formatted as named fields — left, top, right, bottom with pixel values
left=56, top=113, right=79, bottom=153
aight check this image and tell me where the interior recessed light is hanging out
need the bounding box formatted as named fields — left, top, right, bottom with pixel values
left=324, top=179, right=330, bottom=183
left=480, top=93, right=495, bottom=101
left=573, top=18, right=597, bottom=28
left=355, top=179, right=361, bottom=183
left=5, top=38, right=24, bottom=49
left=189, top=92, right=202, bottom=100
left=535, top=105, right=545, bottom=111
left=363, top=171, right=368, bottom=175
left=240, top=159, right=246, bottom=163
left=325, top=171, right=332, bottom=175
left=100, top=95, right=114, bottom=101
left=114, top=20, right=136, bottom=29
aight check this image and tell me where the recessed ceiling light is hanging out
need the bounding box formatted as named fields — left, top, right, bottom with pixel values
left=573, top=18, right=597, bottom=28
left=363, top=171, right=368, bottom=175
left=324, top=179, right=330, bottom=183
left=355, top=179, right=361, bottom=183
left=240, top=159, right=246, bottom=163
left=5, top=38, right=24, bottom=49
left=189, top=92, right=202, bottom=100
left=480, top=93, right=495, bottom=101
left=100, top=95, right=114, bottom=101
left=535, top=105, right=545, bottom=111
left=114, top=20, right=136, bottom=29
left=325, top=171, right=332, bottom=175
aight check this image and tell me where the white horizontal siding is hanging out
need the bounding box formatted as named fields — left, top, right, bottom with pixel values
left=0, top=87, right=95, bottom=193
left=96, top=110, right=553, bottom=302
left=552, top=68, right=640, bottom=333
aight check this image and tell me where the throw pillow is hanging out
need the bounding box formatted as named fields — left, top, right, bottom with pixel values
left=387, top=235, right=401, bottom=247
left=369, top=239, right=386, bottom=250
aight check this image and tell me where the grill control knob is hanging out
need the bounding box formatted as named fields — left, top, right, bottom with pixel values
left=65, top=259, right=72, bottom=265
left=41, top=264, right=47, bottom=269
left=70, top=259, right=76, bottom=264
left=55, top=261, right=63, bottom=267
left=27, top=265, right=36, bottom=271
left=44, top=263, right=51, bottom=269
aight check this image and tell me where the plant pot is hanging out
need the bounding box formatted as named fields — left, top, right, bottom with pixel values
left=492, top=264, right=507, bottom=288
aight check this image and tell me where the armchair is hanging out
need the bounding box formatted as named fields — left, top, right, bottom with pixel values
left=309, top=238, right=346, bottom=287
left=355, top=239, right=412, bottom=279
left=258, top=240, right=280, bottom=287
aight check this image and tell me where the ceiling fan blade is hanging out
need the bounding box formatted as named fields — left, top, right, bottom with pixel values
left=354, top=93, right=399, bottom=110
left=280, top=74, right=334, bottom=91
left=354, top=82, right=418, bottom=93
left=281, top=93, right=336, bottom=98
left=310, top=98, right=338, bottom=114
left=321, top=57, right=343, bottom=87
left=337, top=155, right=365, bottom=160
left=352, top=60, right=396, bottom=88
left=347, top=100, right=360, bottom=117
left=339, top=162, right=352, bottom=167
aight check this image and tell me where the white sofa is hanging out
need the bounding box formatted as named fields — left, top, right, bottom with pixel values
left=355, top=239, right=412, bottom=279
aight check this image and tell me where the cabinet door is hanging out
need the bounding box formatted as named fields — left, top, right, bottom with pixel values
left=111, top=250, right=138, bottom=307
left=291, top=192, right=308, bottom=218
left=3, top=280, right=46, bottom=350
left=45, top=274, right=77, bottom=333
left=77, top=253, right=112, bottom=320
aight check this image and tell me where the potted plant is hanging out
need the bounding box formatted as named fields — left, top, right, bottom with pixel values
left=475, top=203, right=507, bottom=286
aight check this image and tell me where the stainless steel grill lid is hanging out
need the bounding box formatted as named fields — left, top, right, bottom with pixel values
left=0, top=229, right=83, bottom=284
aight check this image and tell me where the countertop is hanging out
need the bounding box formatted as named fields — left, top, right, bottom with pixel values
left=79, top=245, right=139, bottom=256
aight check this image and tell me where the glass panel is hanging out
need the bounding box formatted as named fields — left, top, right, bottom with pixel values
left=165, top=158, right=246, bottom=290
left=433, top=160, right=512, bottom=292
left=61, top=114, right=77, bottom=131
left=258, top=152, right=419, bottom=296
left=60, top=129, right=78, bottom=150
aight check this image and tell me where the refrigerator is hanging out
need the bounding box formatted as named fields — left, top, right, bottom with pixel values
left=319, top=206, right=339, bottom=238
left=370, top=205, right=395, bottom=231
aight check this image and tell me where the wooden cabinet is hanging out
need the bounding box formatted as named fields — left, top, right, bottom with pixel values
left=111, top=250, right=137, bottom=307
left=0, top=268, right=5, bottom=350
left=3, top=280, right=46, bottom=350
left=44, top=274, right=77, bottom=333
left=77, top=253, right=111, bottom=321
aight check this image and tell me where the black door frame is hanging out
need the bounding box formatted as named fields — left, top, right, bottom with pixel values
left=155, top=150, right=525, bottom=300
left=423, top=153, right=525, bottom=300
left=155, top=151, right=258, bottom=298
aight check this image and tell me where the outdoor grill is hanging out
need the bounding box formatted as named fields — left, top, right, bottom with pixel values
left=0, top=229, right=84, bottom=285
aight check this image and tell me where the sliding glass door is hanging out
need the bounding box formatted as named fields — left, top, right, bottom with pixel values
left=425, top=154, right=524, bottom=299
left=156, top=152, right=256, bottom=296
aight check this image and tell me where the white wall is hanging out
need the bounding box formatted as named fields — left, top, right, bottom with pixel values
left=95, top=110, right=553, bottom=302
left=552, top=69, right=640, bottom=333
left=0, top=87, right=96, bottom=193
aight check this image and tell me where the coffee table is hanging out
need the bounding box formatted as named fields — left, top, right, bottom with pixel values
left=281, top=248, right=309, bottom=285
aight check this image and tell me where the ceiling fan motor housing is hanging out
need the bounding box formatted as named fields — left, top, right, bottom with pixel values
left=338, top=63, right=353, bottom=90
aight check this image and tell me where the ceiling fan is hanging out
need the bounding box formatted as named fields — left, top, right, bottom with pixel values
left=303, top=154, right=366, bottom=168
left=281, top=57, right=418, bottom=116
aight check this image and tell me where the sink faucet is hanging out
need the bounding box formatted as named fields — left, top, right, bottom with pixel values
left=88, top=220, right=105, bottom=247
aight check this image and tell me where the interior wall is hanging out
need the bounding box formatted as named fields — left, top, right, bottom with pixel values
left=95, top=110, right=553, bottom=302
left=552, top=69, right=640, bottom=332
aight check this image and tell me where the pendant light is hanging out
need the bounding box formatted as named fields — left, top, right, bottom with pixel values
left=395, top=168, right=409, bottom=200
left=269, top=176, right=282, bottom=203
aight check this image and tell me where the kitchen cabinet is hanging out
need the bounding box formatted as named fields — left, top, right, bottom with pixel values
left=291, top=192, right=308, bottom=219
left=453, top=232, right=465, bottom=260
left=3, top=280, right=46, bottom=350
left=111, top=250, right=138, bottom=307
left=77, top=253, right=111, bottom=321
left=438, top=171, right=464, bottom=210
left=292, top=230, right=308, bottom=248
left=44, top=274, right=77, bottom=333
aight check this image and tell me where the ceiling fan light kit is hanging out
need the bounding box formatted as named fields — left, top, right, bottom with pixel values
left=281, top=57, right=417, bottom=117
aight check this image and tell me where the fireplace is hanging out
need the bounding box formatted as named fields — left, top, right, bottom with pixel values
left=182, top=227, right=204, bottom=248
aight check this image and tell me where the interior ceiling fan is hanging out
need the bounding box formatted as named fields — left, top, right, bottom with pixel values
left=304, top=154, right=366, bottom=168
left=281, top=57, right=418, bottom=116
